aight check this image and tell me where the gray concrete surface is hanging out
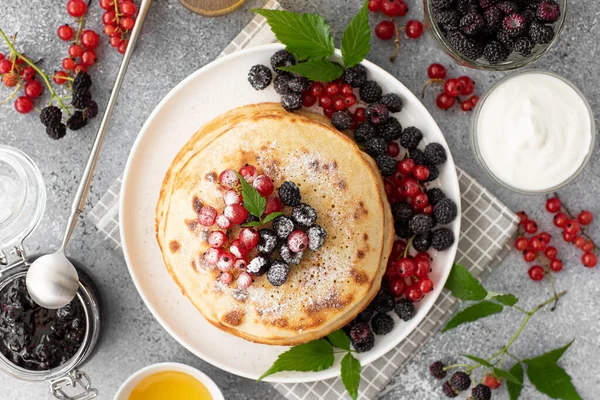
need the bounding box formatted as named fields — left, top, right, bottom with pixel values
left=1, top=0, right=599, bottom=399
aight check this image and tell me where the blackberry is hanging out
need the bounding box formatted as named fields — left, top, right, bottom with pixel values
left=40, top=106, right=62, bottom=127
left=432, top=0, right=455, bottom=9
left=434, top=10, right=461, bottom=30
left=413, top=232, right=432, bottom=252
left=372, top=291, right=395, bottom=313
left=409, top=148, right=429, bottom=166
left=497, top=1, right=519, bottom=13
left=483, top=6, right=503, bottom=31
left=400, top=127, right=423, bottom=149
left=429, top=361, right=447, bottom=380
left=307, top=225, right=327, bottom=251
left=66, top=111, right=87, bottom=131
left=380, top=93, right=403, bottom=113
left=343, top=64, right=367, bottom=88
left=353, top=122, right=377, bottom=143
left=483, top=41, right=509, bottom=64
left=514, top=36, right=535, bottom=56
left=479, top=0, right=499, bottom=8
left=281, top=92, right=303, bottom=111
left=247, top=255, right=270, bottom=276
left=409, top=214, right=435, bottom=234
left=375, top=154, right=398, bottom=176
left=248, top=64, right=272, bottom=90
left=395, top=221, right=414, bottom=239
left=270, top=50, right=296, bottom=70
left=288, top=75, right=311, bottom=93
left=278, top=181, right=301, bottom=206
left=447, top=30, right=484, bottom=60
left=450, top=371, right=472, bottom=391
left=365, top=103, right=389, bottom=125
left=355, top=304, right=375, bottom=323
left=364, top=136, right=388, bottom=156
left=349, top=322, right=375, bottom=353
left=71, top=89, right=91, bottom=109
left=425, top=164, right=440, bottom=182
left=272, top=215, right=294, bottom=239
left=392, top=202, right=414, bottom=223
left=371, top=313, right=394, bottom=335
left=274, top=74, right=293, bottom=95
left=471, top=384, right=492, bottom=400
left=434, top=198, right=458, bottom=224
left=377, top=117, right=402, bottom=141
left=279, top=244, right=303, bottom=265
left=496, top=30, right=516, bottom=50
left=427, top=188, right=446, bottom=206
left=292, top=203, right=317, bottom=227
left=460, top=12, right=485, bottom=35
left=442, top=381, right=458, bottom=398
left=432, top=228, right=455, bottom=250
left=331, top=110, right=353, bottom=130
left=256, top=229, right=279, bottom=254
left=394, top=298, right=416, bottom=321
left=267, top=261, right=290, bottom=286
left=72, top=71, right=92, bottom=92
left=359, top=80, right=382, bottom=103
left=245, top=214, right=259, bottom=224
left=84, top=100, right=98, bottom=119
left=529, top=21, right=554, bottom=44
left=424, top=143, right=447, bottom=165
left=46, top=123, right=67, bottom=140
left=456, top=0, right=478, bottom=15
left=536, top=0, right=560, bottom=23
left=502, top=13, right=527, bottom=37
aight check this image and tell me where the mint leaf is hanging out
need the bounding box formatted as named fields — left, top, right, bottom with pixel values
left=461, top=354, right=493, bottom=368
left=527, top=365, right=581, bottom=400
left=262, top=211, right=283, bottom=224
left=327, top=329, right=351, bottom=350
left=444, top=263, right=488, bottom=301
left=341, top=0, right=371, bottom=68
left=252, top=9, right=334, bottom=60
left=259, top=339, right=334, bottom=380
left=524, top=341, right=574, bottom=367
left=235, top=172, right=266, bottom=219
left=493, top=367, right=522, bottom=385
left=507, top=363, right=524, bottom=400
left=491, top=293, right=519, bottom=306
left=341, top=352, right=361, bottom=400
left=443, top=301, right=503, bottom=332
left=279, top=59, right=344, bottom=82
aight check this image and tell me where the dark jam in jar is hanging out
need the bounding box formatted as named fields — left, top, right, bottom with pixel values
left=0, top=277, right=86, bottom=371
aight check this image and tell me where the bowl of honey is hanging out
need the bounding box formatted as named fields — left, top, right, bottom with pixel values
left=114, top=362, right=224, bottom=400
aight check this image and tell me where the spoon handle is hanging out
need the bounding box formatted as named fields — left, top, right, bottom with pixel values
left=60, top=0, right=153, bottom=250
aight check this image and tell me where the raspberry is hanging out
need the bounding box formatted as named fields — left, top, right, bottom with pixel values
left=434, top=198, right=458, bottom=224
left=479, top=0, right=499, bottom=8
left=277, top=182, right=301, bottom=208
left=359, top=80, right=382, bottom=103
left=472, top=384, right=492, bottom=400
left=425, top=143, right=447, bottom=164
left=66, top=111, right=87, bottom=131
left=307, top=225, right=327, bottom=251
left=371, top=313, right=394, bottom=335
left=72, top=71, right=92, bottom=92
left=239, top=227, right=260, bottom=249
left=71, top=89, right=92, bottom=110
left=84, top=100, right=98, bottom=119
left=237, top=271, right=253, bottom=289
left=46, top=123, right=67, bottom=140
left=208, top=230, right=227, bottom=248
left=281, top=92, right=303, bottom=111
left=247, top=255, right=270, bottom=276
left=377, top=117, right=403, bottom=141
left=536, top=0, right=561, bottom=23
left=413, top=232, right=432, bottom=252
left=392, top=202, right=414, bottom=223
left=364, top=136, right=388, bottom=156
left=272, top=215, right=294, bottom=239
left=432, top=228, right=455, bottom=250
left=483, top=6, right=503, bottom=31
left=375, top=154, right=398, bottom=176
left=502, top=13, right=527, bottom=37
left=442, top=381, right=458, bottom=398
left=217, top=252, right=234, bottom=271
left=271, top=50, right=296, bottom=70
left=288, top=75, right=311, bottom=93
left=483, top=41, right=509, bottom=64
left=224, top=204, right=248, bottom=224
left=248, top=64, right=272, bottom=90
left=529, top=21, right=554, bottom=44
left=447, top=30, right=484, bottom=60
left=274, top=74, right=293, bottom=95
left=279, top=244, right=303, bottom=265
left=343, top=64, right=367, bottom=88
left=432, top=0, right=455, bottom=9
left=292, top=203, right=317, bottom=227
left=427, top=188, right=446, bottom=206
left=429, top=361, right=447, bottom=379
left=331, top=110, right=353, bottom=130
left=354, top=122, right=377, bottom=143
left=434, top=10, right=461, bottom=30
left=394, top=221, right=414, bottom=239
left=460, top=12, right=485, bottom=35
left=380, top=93, right=403, bottom=113
left=267, top=261, right=290, bottom=286
left=349, top=322, right=375, bottom=353
left=40, top=106, right=62, bottom=127
left=394, top=298, right=416, bottom=321
left=400, top=127, right=423, bottom=149
left=450, top=371, right=472, bottom=391
left=288, top=230, right=309, bottom=252
left=256, top=229, right=278, bottom=255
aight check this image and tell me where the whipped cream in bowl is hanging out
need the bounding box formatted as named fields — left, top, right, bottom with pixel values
left=471, top=70, right=595, bottom=194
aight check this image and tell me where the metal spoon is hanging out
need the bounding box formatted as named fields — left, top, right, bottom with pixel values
left=26, top=0, right=153, bottom=309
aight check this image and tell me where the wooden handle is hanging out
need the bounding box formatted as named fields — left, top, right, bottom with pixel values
left=179, top=0, right=245, bottom=16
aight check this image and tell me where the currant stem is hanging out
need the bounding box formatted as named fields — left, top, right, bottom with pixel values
left=390, top=24, right=405, bottom=63
left=421, top=78, right=445, bottom=98
left=552, top=191, right=599, bottom=249
left=403, top=235, right=415, bottom=258
left=443, top=363, right=474, bottom=371
left=0, top=83, right=22, bottom=106
left=536, top=255, right=560, bottom=310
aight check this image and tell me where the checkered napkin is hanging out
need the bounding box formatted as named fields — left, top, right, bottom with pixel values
left=89, top=2, right=519, bottom=398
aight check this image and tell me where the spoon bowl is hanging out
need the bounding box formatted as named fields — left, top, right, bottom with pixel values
left=26, top=252, right=79, bottom=309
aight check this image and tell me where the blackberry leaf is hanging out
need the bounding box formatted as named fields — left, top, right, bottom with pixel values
left=341, top=0, right=371, bottom=68
left=444, top=263, right=488, bottom=300
left=443, top=301, right=503, bottom=332
left=507, top=363, right=524, bottom=400
left=236, top=172, right=266, bottom=218
left=259, top=339, right=334, bottom=380
left=341, top=352, right=361, bottom=400
left=280, top=59, right=344, bottom=82
left=327, top=329, right=351, bottom=350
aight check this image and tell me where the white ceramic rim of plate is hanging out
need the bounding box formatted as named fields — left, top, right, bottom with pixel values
left=119, top=43, right=461, bottom=383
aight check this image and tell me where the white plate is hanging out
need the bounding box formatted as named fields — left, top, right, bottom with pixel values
left=120, top=43, right=461, bottom=383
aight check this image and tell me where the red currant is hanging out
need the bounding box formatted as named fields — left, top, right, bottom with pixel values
left=375, top=21, right=395, bottom=40
left=460, top=100, right=474, bottom=112
left=239, top=228, right=260, bottom=249
left=81, top=50, right=96, bottom=66
left=107, top=27, right=120, bottom=40
left=413, top=165, right=430, bottom=181
left=583, top=240, right=595, bottom=252
left=405, top=20, right=424, bottom=39
left=198, top=206, right=217, bottom=226
left=564, top=220, right=580, bottom=235
left=574, top=236, right=586, bottom=249
left=427, top=63, right=446, bottom=80
left=553, top=212, right=568, bottom=228
left=0, top=59, right=12, bottom=74
left=100, top=0, right=114, bottom=10
left=57, top=24, right=74, bottom=41
left=406, top=284, right=423, bottom=301
left=239, top=164, right=257, bottom=183
left=120, top=1, right=137, bottom=17
left=528, top=236, right=544, bottom=252
left=544, top=246, right=557, bottom=259
left=74, top=64, right=88, bottom=74
left=457, top=76, right=475, bottom=95
left=582, top=252, right=597, bottom=268
left=418, top=277, right=433, bottom=293
left=218, top=168, right=239, bottom=188
left=549, top=259, right=563, bottom=272
left=223, top=189, right=243, bottom=206
left=444, top=78, right=463, bottom=97
left=62, top=57, right=76, bottom=70
left=401, top=178, right=420, bottom=197
left=341, top=84, right=353, bottom=96
left=398, top=158, right=415, bottom=174
left=578, top=210, right=593, bottom=225
left=323, top=107, right=334, bottom=119
left=265, top=196, right=283, bottom=215
left=302, top=93, right=316, bottom=107
left=436, top=92, right=456, bottom=110
left=396, top=2, right=409, bottom=16
left=311, top=82, right=324, bottom=97
left=208, top=230, right=227, bottom=248
left=333, top=97, right=346, bottom=111
left=103, top=10, right=117, bottom=26
left=234, top=259, right=247, bottom=271
left=423, top=204, right=433, bottom=215
left=516, top=211, right=528, bottom=224
left=539, top=232, right=551, bottom=243
left=545, top=197, right=561, bottom=213
left=514, top=237, right=528, bottom=251
left=204, top=248, right=221, bottom=266
left=563, top=231, right=576, bottom=242
left=253, top=175, right=274, bottom=196
left=288, top=230, right=309, bottom=252
left=382, top=0, right=403, bottom=17
left=387, top=141, right=400, bottom=157
left=215, top=214, right=231, bottom=229
left=219, top=272, right=233, bottom=284
left=319, top=96, right=332, bottom=109
left=67, top=0, right=87, bottom=17
left=469, top=95, right=479, bottom=107
left=523, top=220, right=538, bottom=234
left=237, top=272, right=253, bottom=289
left=528, top=265, right=544, bottom=281
left=120, top=17, right=135, bottom=31
left=396, top=257, right=416, bottom=278
left=389, top=278, right=407, bottom=297
left=217, top=252, right=234, bottom=272
left=368, top=0, right=383, bottom=12
left=118, top=40, right=129, bottom=54
left=24, top=80, right=43, bottom=98
left=390, top=239, right=407, bottom=260
left=224, top=204, right=248, bottom=225
left=523, top=250, right=536, bottom=263
left=14, top=96, right=34, bottom=114
left=69, top=44, right=84, bottom=58
left=229, top=239, right=248, bottom=259
left=344, top=94, right=357, bottom=107
left=353, top=107, right=366, bottom=123
left=414, top=193, right=429, bottom=209
left=325, top=82, right=340, bottom=97
left=415, top=258, right=430, bottom=278
left=19, top=66, right=34, bottom=82
left=81, top=30, right=100, bottom=49
left=53, top=71, right=69, bottom=85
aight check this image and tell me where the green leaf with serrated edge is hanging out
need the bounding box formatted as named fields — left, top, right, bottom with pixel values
left=252, top=9, right=334, bottom=60
left=242, top=221, right=263, bottom=228
left=279, top=59, right=344, bottom=82
left=259, top=339, right=334, bottom=381
left=444, top=263, right=488, bottom=301
left=341, top=352, right=361, bottom=400
left=524, top=340, right=574, bottom=367
left=443, top=301, right=503, bottom=332
left=235, top=172, right=266, bottom=219
left=327, top=329, right=351, bottom=350
left=460, top=354, right=493, bottom=368
left=341, top=0, right=371, bottom=68
left=493, top=367, right=522, bottom=385
left=491, top=293, right=519, bottom=306
left=262, top=212, right=284, bottom=224
left=507, top=363, right=524, bottom=400
left=527, top=365, right=582, bottom=400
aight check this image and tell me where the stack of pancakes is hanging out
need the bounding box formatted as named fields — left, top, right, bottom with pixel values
left=156, top=103, right=393, bottom=345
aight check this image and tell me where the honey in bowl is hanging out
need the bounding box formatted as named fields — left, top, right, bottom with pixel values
left=128, top=370, right=213, bottom=400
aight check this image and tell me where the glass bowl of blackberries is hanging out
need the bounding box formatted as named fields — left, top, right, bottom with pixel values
left=424, top=0, right=567, bottom=70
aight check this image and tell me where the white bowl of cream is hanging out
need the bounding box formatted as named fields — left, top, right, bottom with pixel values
left=472, top=70, right=595, bottom=194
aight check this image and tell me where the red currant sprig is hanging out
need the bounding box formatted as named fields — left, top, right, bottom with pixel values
left=100, top=0, right=138, bottom=54
left=308, top=80, right=361, bottom=126
left=374, top=20, right=424, bottom=62
left=422, top=63, right=478, bottom=112
left=58, top=0, right=99, bottom=76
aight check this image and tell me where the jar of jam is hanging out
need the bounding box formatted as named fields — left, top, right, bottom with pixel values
left=0, top=145, right=102, bottom=399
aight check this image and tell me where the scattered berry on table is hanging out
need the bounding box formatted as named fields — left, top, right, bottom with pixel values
left=450, top=371, right=472, bottom=391
left=406, top=20, right=424, bottom=39
left=46, top=123, right=67, bottom=140
left=471, top=383, right=492, bottom=400
left=375, top=21, right=396, bottom=40
left=436, top=92, right=456, bottom=110
left=66, top=111, right=87, bottom=130
left=582, top=252, right=597, bottom=268
left=428, top=63, right=447, bottom=80
left=429, top=361, right=447, bottom=380
left=528, top=265, right=545, bottom=281
left=578, top=211, right=593, bottom=225
left=371, top=313, right=394, bottom=335
left=41, top=107, right=63, bottom=127
left=442, top=381, right=458, bottom=398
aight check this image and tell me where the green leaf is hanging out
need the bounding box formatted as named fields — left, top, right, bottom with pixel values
left=235, top=172, right=266, bottom=219
left=341, top=0, right=371, bottom=68
left=443, top=301, right=503, bottom=332
left=507, top=363, right=524, bottom=400
left=341, top=352, right=361, bottom=400
left=279, top=59, right=344, bottom=82
left=262, top=212, right=284, bottom=224
left=327, top=329, right=350, bottom=350
left=493, top=367, right=522, bottom=385
left=259, top=339, right=334, bottom=380
left=527, top=365, right=582, bottom=400
left=524, top=341, right=573, bottom=367
left=460, top=354, right=493, bottom=368
left=491, top=293, right=519, bottom=306
left=252, top=9, right=334, bottom=60
left=242, top=221, right=263, bottom=228
left=444, top=263, right=488, bottom=301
